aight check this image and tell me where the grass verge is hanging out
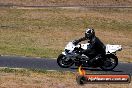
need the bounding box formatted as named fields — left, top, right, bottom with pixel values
left=0, top=68, right=131, bottom=88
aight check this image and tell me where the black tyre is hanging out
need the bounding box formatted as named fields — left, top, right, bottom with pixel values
left=100, top=54, right=118, bottom=71
left=57, top=54, right=74, bottom=68
left=76, top=75, right=87, bottom=85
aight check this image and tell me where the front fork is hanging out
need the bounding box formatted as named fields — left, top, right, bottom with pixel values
left=62, top=52, right=81, bottom=64
left=62, top=52, right=75, bottom=61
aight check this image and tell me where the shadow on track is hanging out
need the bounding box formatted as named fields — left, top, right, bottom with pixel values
left=70, top=67, right=124, bottom=73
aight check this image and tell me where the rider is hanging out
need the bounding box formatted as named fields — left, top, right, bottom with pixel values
left=73, top=28, right=105, bottom=59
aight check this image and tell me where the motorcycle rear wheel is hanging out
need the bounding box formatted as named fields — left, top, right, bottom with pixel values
left=100, top=54, right=118, bottom=71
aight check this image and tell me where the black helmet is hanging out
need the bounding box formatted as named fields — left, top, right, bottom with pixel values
left=85, top=28, right=95, bottom=39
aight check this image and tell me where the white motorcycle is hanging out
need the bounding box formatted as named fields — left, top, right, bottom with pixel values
left=57, top=41, right=122, bottom=71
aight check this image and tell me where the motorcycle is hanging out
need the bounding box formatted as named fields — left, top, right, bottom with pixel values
left=57, top=41, right=122, bottom=71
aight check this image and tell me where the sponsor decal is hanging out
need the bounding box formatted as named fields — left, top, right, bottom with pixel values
left=76, top=66, right=131, bottom=85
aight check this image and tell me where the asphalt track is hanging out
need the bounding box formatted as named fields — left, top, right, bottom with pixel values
left=0, top=56, right=131, bottom=75
left=0, top=4, right=132, bottom=8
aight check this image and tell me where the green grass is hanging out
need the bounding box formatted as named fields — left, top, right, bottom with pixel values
left=0, top=7, right=131, bottom=62
left=0, top=46, right=61, bottom=58
left=0, top=67, right=73, bottom=77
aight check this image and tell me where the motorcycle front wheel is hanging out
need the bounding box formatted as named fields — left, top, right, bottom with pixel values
left=57, top=54, right=74, bottom=68
left=100, top=54, right=118, bottom=71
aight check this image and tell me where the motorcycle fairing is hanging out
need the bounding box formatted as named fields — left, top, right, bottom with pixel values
left=65, top=41, right=75, bottom=53
left=106, top=44, right=122, bottom=54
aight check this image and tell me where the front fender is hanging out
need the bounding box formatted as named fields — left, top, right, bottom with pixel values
left=62, top=52, right=66, bottom=55
left=61, top=52, right=76, bottom=60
